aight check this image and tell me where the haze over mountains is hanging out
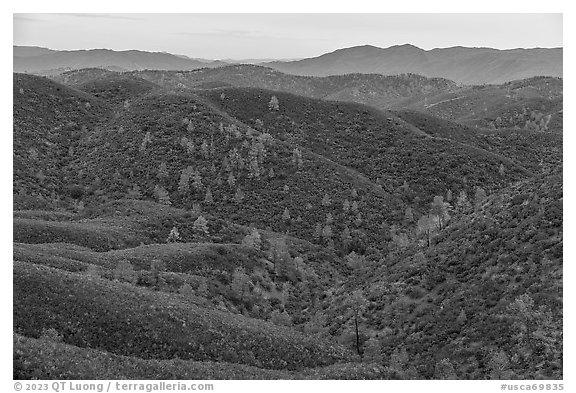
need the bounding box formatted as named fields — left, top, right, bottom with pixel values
left=14, top=44, right=562, bottom=84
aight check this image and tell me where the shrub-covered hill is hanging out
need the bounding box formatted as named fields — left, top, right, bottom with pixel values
left=125, top=66, right=458, bottom=110
left=200, top=87, right=532, bottom=207
left=322, top=172, right=562, bottom=379
left=14, top=261, right=352, bottom=371
left=74, top=75, right=160, bottom=107
left=394, top=110, right=562, bottom=175
left=399, top=77, right=563, bottom=133
left=14, top=334, right=390, bottom=380
left=13, top=73, right=113, bottom=209
left=65, top=87, right=409, bottom=250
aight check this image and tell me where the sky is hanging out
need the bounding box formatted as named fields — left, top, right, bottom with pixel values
left=13, top=13, right=563, bottom=60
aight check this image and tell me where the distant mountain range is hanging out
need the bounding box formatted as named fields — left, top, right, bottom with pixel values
left=265, top=44, right=563, bottom=85
left=14, top=44, right=562, bottom=85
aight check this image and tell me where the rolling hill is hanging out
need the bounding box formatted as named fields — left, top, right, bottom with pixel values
left=12, top=68, right=562, bottom=380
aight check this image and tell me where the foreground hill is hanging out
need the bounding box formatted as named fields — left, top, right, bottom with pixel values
left=321, top=172, right=562, bottom=379
left=265, top=44, right=563, bottom=85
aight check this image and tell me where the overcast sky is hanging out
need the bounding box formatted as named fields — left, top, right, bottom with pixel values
left=13, top=13, right=563, bottom=60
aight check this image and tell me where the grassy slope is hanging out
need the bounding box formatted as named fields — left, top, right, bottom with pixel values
left=14, top=261, right=352, bottom=371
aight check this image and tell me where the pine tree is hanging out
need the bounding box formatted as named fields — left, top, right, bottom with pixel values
left=325, top=212, right=334, bottom=224
left=351, top=188, right=358, bottom=199
left=155, top=185, right=171, bottom=205
left=192, top=171, right=203, bottom=191
left=204, top=188, right=213, bottom=204
left=343, top=199, right=350, bottom=213
left=157, top=162, right=169, bottom=180
left=167, top=226, right=181, bottom=243
left=313, top=223, right=322, bottom=240
left=227, top=172, right=236, bottom=188
left=404, top=207, right=414, bottom=222
left=234, top=188, right=244, bottom=204
left=178, top=169, right=190, bottom=194
left=351, top=200, right=359, bottom=213
left=321, top=193, right=331, bottom=207
left=455, top=190, right=471, bottom=213
left=139, top=131, right=152, bottom=152
left=475, top=187, right=487, bottom=208
left=268, top=95, right=280, bottom=111
left=282, top=207, right=291, bottom=222
left=446, top=189, right=453, bottom=202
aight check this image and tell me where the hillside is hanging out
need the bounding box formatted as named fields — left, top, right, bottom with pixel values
left=322, top=172, right=562, bottom=379
left=199, top=87, right=532, bottom=204
left=265, top=44, right=563, bottom=85
left=398, top=77, right=563, bottom=132
left=13, top=70, right=562, bottom=380
left=13, top=73, right=113, bottom=209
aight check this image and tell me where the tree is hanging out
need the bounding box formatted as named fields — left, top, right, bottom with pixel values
left=234, top=188, right=245, bottom=204
left=506, top=293, right=561, bottom=362
left=351, top=200, right=359, bottom=213
left=282, top=207, right=291, bottom=222
left=139, top=131, right=152, bottom=152
left=178, top=169, right=190, bottom=194
left=430, top=195, right=451, bottom=230
left=126, top=184, right=142, bottom=199
left=434, top=358, right=457, bottom=379
left=242, top=228, right=262, bottom=250
left=193, top=215, right=209, bottom=236
left=313, top=223, right=322, bottom=241
left=474, top=187, right=487, bottom=208
left=321, top=193, right=331, bottom=206
left=455, top=190, right=471, bottom=213
left=345, top=289, right=368, bottom=356
left=150, top=259, right=167, bottom=288
left=343, top=199, right=350, bottom=213
left=204, top=188, right=214, bottom=204
left=270, top=310, right=292, bottom=326
left=227, top=172, right=236, bottom=188
left=192, top=171, right=203, bottom=190
left=292, top=147, right=303, bottom=169
left=346, top=251, right=365, bottom=270
left=457, top=309, right=467, bottom=325
left=417, top=214, right=439, bottom=247
left=179, top=283, right=195, bottom=297
left=268, top=95, right=279, bottom=111
left=446, top=189, right=453, bottom=202
left=157, top=162, right=169, bottom=180
left=196, top=279, right=209, bottom=297
left=487, top=349, right=512, bottom=379
left=113, top=259, right=137, bottom=284
left=499, top=163, right=505, bottom=176
left=325, top=212, right=334, bottom=224
left=351, top=188, right=358, bottom=199
left=363, top=336, right=383, bottom=363
left=154, top=185, right=171, bottom=205
left=167, top=226, right=181, bottom=243
left=231, top=267, right=250, bottom=302
left=404, top=207, right=414, bottom=222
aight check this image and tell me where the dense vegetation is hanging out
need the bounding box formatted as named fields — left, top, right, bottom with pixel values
left=13, top=70, right=562, bottom=379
